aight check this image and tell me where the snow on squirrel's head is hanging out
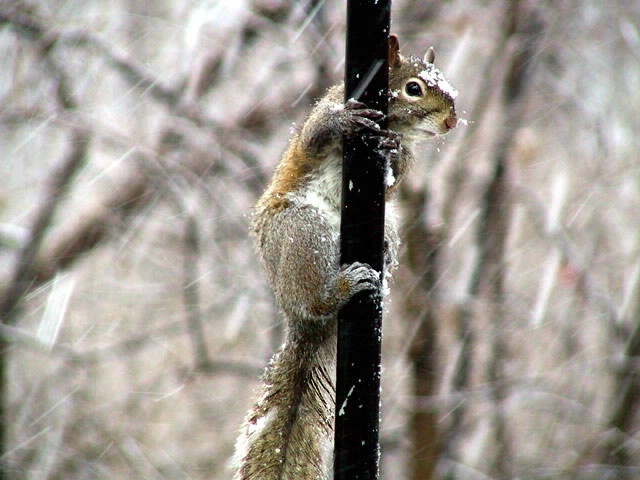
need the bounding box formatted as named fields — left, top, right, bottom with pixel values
left=388, top=34, right=458, bottom=138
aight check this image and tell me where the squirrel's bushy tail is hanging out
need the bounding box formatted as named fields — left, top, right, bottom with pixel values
left=232, top=338, right=334, bottom=480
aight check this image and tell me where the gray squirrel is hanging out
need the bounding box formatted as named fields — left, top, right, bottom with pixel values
left=231, top=35, right=457, bottom=480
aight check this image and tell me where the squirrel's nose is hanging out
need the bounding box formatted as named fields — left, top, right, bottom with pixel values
left=444, top=114, right=458, bottom=130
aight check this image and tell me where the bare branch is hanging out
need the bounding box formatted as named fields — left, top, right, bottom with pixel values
left=398, top=185, right=443, bottom=480
left=0, top=322, right=262, bottom=379
left=0, top=112, right=89, bottom=322
left=32, top=167, right=152, bottom=283
left=514, top=184, right=621, bottom=325
left=442, top=3, right=544, bottom=477
left=183, top=209, right=212, bottom=371
left=55, top=29, right=182, bottom=109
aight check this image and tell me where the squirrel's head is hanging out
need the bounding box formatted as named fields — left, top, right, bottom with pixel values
left=388, top=35, right=458, bottom=141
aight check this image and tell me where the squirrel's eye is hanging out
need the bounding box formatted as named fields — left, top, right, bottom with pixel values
left=405, top=81, right=422, bottom=97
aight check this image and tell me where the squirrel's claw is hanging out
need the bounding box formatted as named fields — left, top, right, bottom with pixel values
left=374, top=129, right=402, bottom=163
left=340, top=262, right=381, bottom=295
left=343, top=98, right=385, bottom=135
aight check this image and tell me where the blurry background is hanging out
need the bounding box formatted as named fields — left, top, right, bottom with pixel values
left=0, top=1, right=639, bottom=479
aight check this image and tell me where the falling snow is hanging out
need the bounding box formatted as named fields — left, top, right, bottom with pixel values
left=2, top=2, right=638, bottom=480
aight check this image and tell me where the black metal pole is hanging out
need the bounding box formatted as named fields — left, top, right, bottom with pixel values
left=334, top=1, right=390, bottom=479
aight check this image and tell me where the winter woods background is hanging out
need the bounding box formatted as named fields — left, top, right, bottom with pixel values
left=0, top=0, right=639, bottom=478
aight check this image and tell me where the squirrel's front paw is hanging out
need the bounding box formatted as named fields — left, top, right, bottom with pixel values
left=342, top=99, right=385, bottom=136
left=375, top=129, right=402, bottom=164
left=339, top=261, right=381, bottom=297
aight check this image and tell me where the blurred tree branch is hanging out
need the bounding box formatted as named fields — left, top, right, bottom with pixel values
left=0, top=129, right=89, bottom=321
left=442, top=2, right=544, bottom=477
left=0, top=5, right=91, bottom=321
left=603, top=299, right=640, bottom=474
left=163, top=183, right=212, bottom=372
left=398, top=186, right=442, bottom=480
left=0, top=6, right=91, bottom=474
left=569, top=248, right=640, bottom=477
left=0, top=321, right=263, bottom=379
left=0, top=5, right=267, bottom=475
left=515, top=185, right=621, bottom=326
left=438, top=22, right=522, bottom=466
left=181, top=204, right=211, bottom=372
left=0, top=2, right=257, bottom=289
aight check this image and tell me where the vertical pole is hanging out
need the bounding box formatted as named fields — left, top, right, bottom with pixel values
left=334, top=1, right=391, bottom=479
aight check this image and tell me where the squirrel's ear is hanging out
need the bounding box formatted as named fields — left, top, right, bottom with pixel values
left=424, top=46, right=435, bottom=64
left=389, top=34, right=401, bottom=67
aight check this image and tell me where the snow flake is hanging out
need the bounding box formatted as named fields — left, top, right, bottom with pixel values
left=338, top=385, right=356, bottom=416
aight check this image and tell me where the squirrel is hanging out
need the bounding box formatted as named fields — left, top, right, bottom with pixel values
left=231, top=35, right=457, bottom=480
